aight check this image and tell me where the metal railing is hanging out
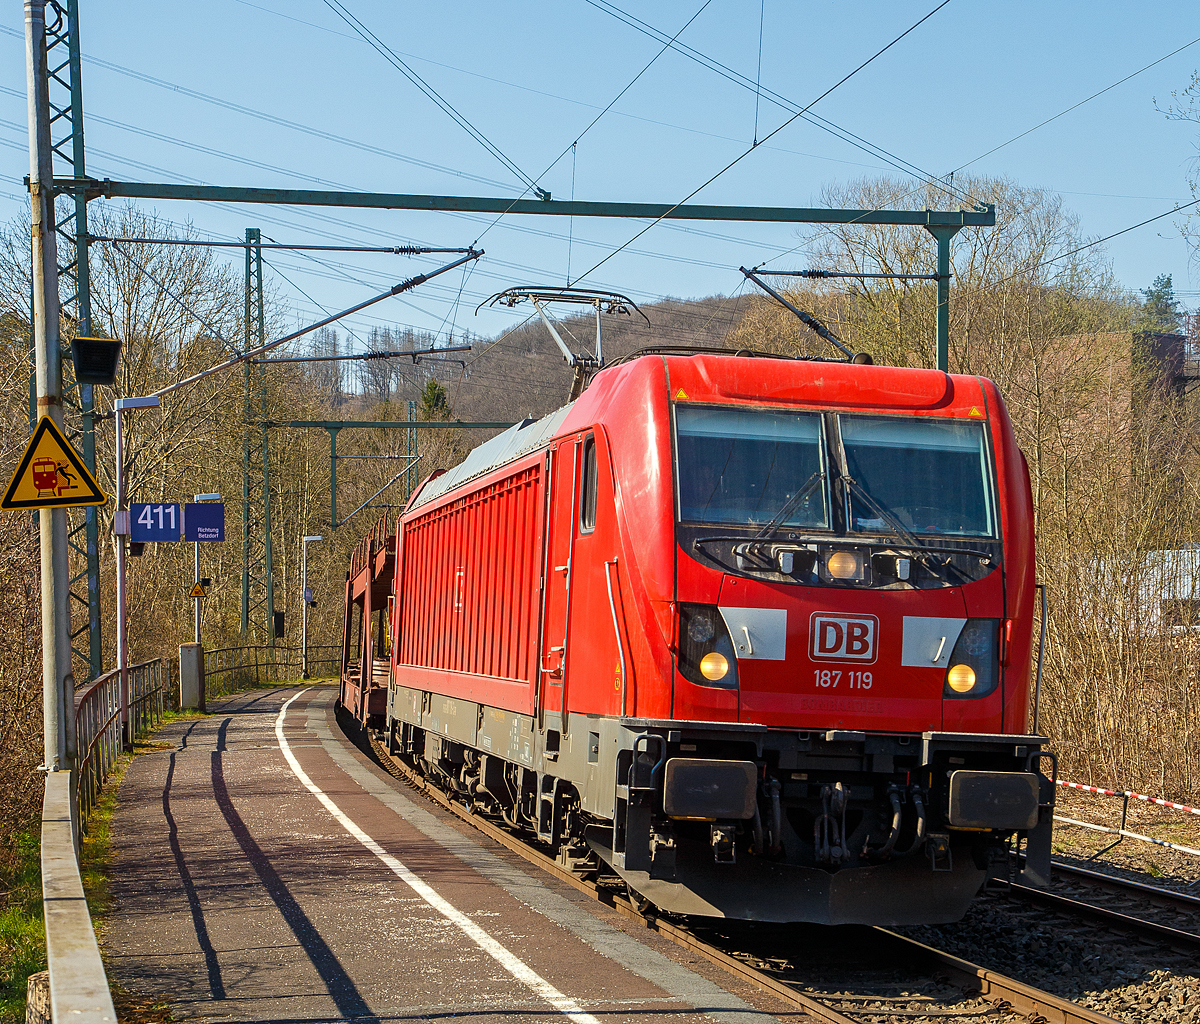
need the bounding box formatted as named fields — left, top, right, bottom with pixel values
left=39, top=657, right=169, bottom=1023
left=205, top=643, right=340, bottom=694
left=74, top=657, right=169, bottom=827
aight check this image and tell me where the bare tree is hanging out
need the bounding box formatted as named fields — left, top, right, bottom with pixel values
left=309, top=327, right=346, bottom=406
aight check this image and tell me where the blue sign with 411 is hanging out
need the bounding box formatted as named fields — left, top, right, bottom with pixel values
left=129, top=502, right=182, bottom=542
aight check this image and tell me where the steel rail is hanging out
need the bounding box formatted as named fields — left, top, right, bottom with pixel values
left=360, top=727, right=1115, bottom=1024
left=993, top=878, right=1200, bottom=950
left=871, top=930, right=1120, bottom=1024
left=997, top=856, right=1200, bottom=950
left=1048, top=859, right=1200, bottom=910
left=364, top=732, right=856, bottom=1023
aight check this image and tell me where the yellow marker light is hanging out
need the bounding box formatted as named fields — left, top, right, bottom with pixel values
left=699, top=652, right=730, bottom=681
left=827, top=550, right=862, bottom=579
left=947, top=664, right=977, bottom=693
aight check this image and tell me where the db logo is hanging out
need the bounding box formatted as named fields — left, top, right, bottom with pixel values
left=810, top=612, right=878, bottom=663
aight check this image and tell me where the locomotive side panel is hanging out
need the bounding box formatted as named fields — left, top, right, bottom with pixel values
left=539, top=440, right=574, bottom=716
left=577, top=359, right=677, bottom=719
left=989, top=380, right=1037, bottom=734
left=395, top=455, right=546, bottom=715
left=555, top=426, right=635, bottom=720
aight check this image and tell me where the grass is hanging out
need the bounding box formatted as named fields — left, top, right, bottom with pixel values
left=0, top=832, right=46, bottom=1024
left=80, top=736, right=179, bottom=919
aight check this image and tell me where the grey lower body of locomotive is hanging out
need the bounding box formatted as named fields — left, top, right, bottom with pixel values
left=385, top=682, right=1054, bottom=926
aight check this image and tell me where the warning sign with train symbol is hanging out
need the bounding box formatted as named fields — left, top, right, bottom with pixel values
left=32, top=457, right=66, bottom=496
left=1, top=416, right=106, bottom=510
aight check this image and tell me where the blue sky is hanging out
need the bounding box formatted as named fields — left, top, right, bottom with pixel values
left=2, top=0, right=1199, bottom=351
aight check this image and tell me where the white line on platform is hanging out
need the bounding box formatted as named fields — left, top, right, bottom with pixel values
left=276, top=690, right=602, bottom=1024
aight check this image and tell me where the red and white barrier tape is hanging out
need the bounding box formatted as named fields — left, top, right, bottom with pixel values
left=1052, top=815, right=1200, bottom=858
left=1056, top=779, right=1200, bottom=817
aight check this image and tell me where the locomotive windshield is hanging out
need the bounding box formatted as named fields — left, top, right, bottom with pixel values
left=839, top=416, right=995, bottom=538
left=675, top=406, right=828, bottom=528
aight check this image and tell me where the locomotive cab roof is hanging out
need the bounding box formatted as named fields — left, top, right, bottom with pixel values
left=409, top=349, right=985, bottom=515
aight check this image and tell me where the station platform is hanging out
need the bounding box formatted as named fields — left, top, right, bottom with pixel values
left=103, top=685, right=793, bottom=1023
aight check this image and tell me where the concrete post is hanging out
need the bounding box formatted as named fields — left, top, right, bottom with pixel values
left=179, top=643, right=205, bottom=711
left=27, top=0, right=72, bottom=774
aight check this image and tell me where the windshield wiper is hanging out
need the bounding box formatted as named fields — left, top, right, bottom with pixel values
left=846, top=480, right=978, bottom=584
left=871, top=541, right=995, bottom=562
left=753, top=469, right=825, bottom=542
left=690, top=469, right=825, bottom=557
left=829, top=420, right=963, bottom=584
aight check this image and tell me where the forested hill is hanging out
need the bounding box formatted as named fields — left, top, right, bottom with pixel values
left=448, top=294, right=754, bottom=423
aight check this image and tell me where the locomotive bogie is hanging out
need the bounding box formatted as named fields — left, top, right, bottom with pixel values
left=383, top=669, right=1048, bottom=922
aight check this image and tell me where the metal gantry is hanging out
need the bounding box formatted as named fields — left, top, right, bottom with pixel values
left=67, top=180, right=994, bottom=375
left=268, top=418, right=514, bottom=528
left=40, top=0, right=101, bottom=680
left=236, top=246, right=485, bottom=633
left=242, top=228, right=275, bottom=640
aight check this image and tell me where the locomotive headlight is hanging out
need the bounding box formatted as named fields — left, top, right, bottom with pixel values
left=946, top=664, right=977, bottom=692
left=827, top=550, right=863, bottom=580
left=943, top=619, right=999, bottom=699
left=678, top=603, right=739, bottom=689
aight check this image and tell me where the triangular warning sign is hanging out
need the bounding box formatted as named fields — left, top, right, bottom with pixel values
left=2, top=416, right=106, bottom=510
left=189, top=582, right=207, bottom=599
left=968, top=406, right=984, bottom=418
left=675, top=389, right=689, bottom=400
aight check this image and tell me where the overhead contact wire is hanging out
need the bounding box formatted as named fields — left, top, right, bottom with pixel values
left=466, top=0, right=715, bottom=248
left=571, top=0, right=955, bottom=287
left=320, top=0, right=545, bottom=197
left=951, top=33, right=1200, bottom=173
left=584, top=0, right=973, bottom=206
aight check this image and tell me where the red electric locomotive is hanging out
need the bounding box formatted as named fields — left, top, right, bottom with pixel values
left=349, top=347, right=1055, bottom=925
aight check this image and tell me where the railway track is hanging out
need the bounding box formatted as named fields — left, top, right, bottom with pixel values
left=994, top=857, right=1200, bottom=950
left=355, top=722, right=1121, bottom=1024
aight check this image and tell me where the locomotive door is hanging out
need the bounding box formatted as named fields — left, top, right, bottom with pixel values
left=539, top=437, right=582, bottom=720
